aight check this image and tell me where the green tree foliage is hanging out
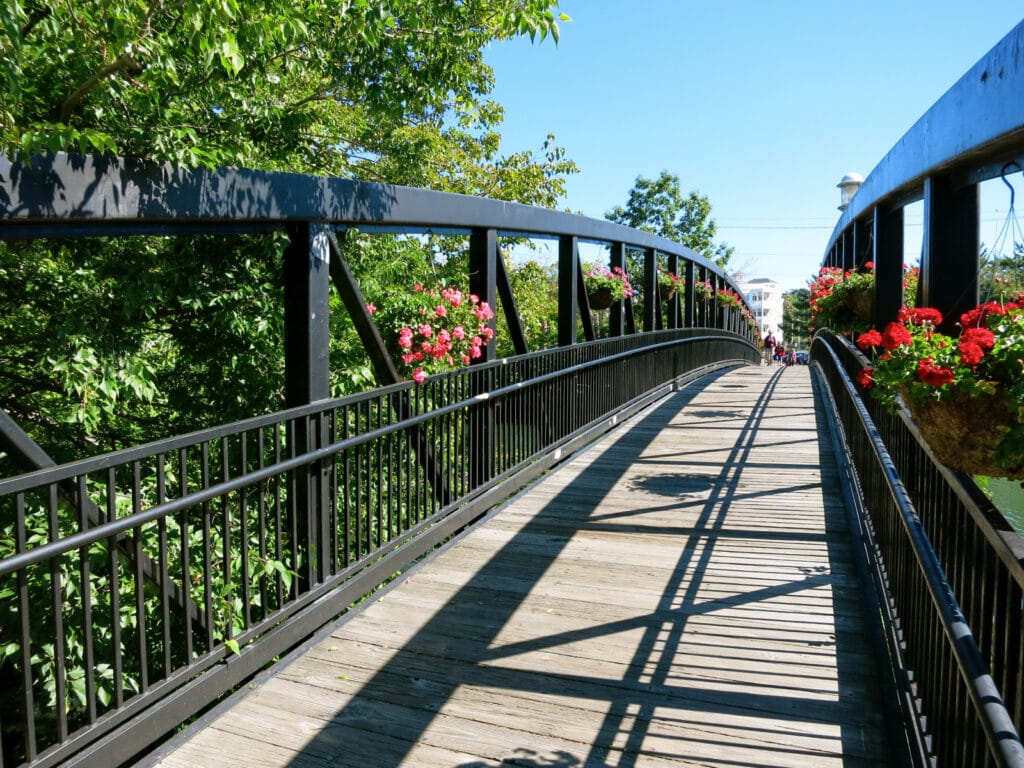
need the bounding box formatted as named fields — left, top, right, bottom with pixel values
left=782, top=288, right=811, bottom=350
left=0, top=234, right=288, bottom=463
left=605, top=171, right=734, bottom=269
left=501, top=257, right=559, bottom=352
left=1, top=0, right=571, bottom=177
left=0, top=0, right=579, bottom=467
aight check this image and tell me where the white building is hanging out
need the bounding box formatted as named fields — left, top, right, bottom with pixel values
left=733, top=274, right=784, bottom=342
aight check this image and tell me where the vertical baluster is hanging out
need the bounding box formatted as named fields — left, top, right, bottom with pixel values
left=178, top=447, right=193, bottom=664
left=329, top=409, right=339, bottom=575
left=200, top=443, right=214, bottom=652
left=105, top=468, right=123, bottom=708
left=377, top=399, right=385, bottom=546
left=45, top=484, right=69, bottom=741
left=239, top=435, right=250, bottom=629
left=16, top=494, right=37, bottom=761
left=273, top=426, right=285, bottom=604
left=155, top=455, right=171, bottom=678
left=219, top=437, right=232, bottom=648
left=131, top=461, right=148, bottom=693
left=342, top=404, right=352, bottom=569
left=256, top=429, right=269, bottom=619
left=75, top=475, right=97, bottom=724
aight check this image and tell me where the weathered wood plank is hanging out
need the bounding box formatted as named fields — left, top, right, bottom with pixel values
left=143, top=366, right=894, bottom=768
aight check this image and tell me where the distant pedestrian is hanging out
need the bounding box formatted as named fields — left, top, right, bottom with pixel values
left=774, top=345, right=785, bottom=365
left=763, top=332, right=776, bottom=366
left=787, top=349, right=797, bottom=366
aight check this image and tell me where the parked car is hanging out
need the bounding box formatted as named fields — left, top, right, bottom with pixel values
left=795, top=350, right=809, bottom=365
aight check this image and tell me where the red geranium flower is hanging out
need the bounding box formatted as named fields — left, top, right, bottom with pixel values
left=961, top=301, right=1008, bottom=329
left=900, top=307, right=942, bottom=326
left=959, top=341, right=984, bottom=367
left=881, top=322, right=913, bottom=350
left=857, top=367, right=875, bottom=389
left=916, top=358, right=955, bottom=386
left=960, top=327, right=995, bottom=349
left=856, top=329, right=883, bottom=350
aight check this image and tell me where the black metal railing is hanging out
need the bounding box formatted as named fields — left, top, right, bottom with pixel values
left=812, top=332, right=1024, bottom=767
left=812, top=19, right=1024, bottom=767
left=0, top=323, right=758, bottom=768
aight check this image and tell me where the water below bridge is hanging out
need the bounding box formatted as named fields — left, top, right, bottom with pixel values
left=139, top=364, right=895, bottom=767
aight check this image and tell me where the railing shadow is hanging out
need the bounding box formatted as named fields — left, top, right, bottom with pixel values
left=270, top=366, right=890, bottom=767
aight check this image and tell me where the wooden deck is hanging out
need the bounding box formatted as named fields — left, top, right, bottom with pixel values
left=143, top=364, right=893, bottom=767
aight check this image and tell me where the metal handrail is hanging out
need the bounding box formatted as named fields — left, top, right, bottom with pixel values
left=0, top=333, right=750, bottom=575
left=0, top=152, right=742, bottom=293
left=826, top=19, right=1024, bottom=253
left=813, top=332, right=1024, bottom=766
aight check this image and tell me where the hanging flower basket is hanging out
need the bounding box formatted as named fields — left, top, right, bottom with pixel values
left=844, top=287, right=874, bottom=321
left=855, top=302, right=1024, bottom=478
left=658, top=284, right=676, bottom=301
left=810, top=263, right=918, bottom=333
left=903, top=389, right=1024, bottom=479
left=583, top=264, right=632, bottom=310
left=587, top=287, right=615, bottom=310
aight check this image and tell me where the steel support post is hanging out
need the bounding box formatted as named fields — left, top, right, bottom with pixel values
left=284, top=223, right=332, bottom=587
left=284, top=223, right=331, bottom=407
left=608, top=242, right=626, bottom=337
left=684, top=260, right=695, bottom=328
left=558, top=235, right=579, bottom=346
left=696, top=266, right=707, bottom=327
left=642, top=248, right=656, bottom=332
left=469, top=228, right=497, bottom=485
left=922, top=176, right=979, bottom=335
left=712, top=274, right=722, bottom=328
left=469, top=228, right=498, bottom=362
left=667, top=253, right=680, bottom=329
left=874, top=206, right=905, bottom=328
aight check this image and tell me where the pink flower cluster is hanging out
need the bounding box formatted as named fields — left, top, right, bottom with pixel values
left=584, top=265, right=635, bottom=299
left=396, top=285, right=495, bottom=383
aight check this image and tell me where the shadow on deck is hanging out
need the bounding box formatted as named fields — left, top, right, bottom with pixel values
left=143, top=365, right=895, bottom=768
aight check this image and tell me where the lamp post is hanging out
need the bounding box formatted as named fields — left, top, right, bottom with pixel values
left=837, top=172, right=864, bottom=211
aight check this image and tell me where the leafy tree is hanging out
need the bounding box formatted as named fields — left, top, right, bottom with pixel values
left=1, top=0, right=570, bottom=176
left=0, top=0, right=579, bottom=467
left=0, top=233, right=288, bottom=463
left=782, top=288, right=811, bottom=350
left=605, top=171, right=734, bottom=268
left=501, top=258, right=559, bottom=352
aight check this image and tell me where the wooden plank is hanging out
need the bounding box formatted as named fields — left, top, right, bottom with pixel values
left=144, top=366, right=895, bottom=768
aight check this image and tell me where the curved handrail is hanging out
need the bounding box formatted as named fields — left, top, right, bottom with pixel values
left=825, top=19, right=1024, bottom=254
left=822, top=331, right=1024, bottom=581
left=0, top=333, right=752, bottom=575
left=0, top=151, right=739, bottom=289
left=812, top=333, right=1024, bottom=767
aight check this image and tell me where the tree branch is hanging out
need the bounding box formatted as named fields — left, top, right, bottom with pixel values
left=60, top=54, right=141, bottom=123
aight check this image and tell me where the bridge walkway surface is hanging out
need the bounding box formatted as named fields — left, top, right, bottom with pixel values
left=140, top=364, right=893, bottom=768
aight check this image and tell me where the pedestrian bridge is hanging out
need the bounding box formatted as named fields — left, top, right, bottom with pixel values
left=142, top=365, right=896, bottom=768
left=3, top=19, right=1024, bottom=768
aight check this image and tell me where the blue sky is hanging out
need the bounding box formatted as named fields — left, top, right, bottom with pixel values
left=484, top=2, right=1024, bottom=292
